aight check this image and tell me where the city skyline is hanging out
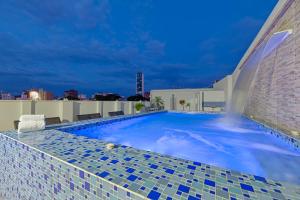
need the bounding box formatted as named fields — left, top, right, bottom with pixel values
left=0, top=85, right=150, bottom=100
left=0, top=71, right=149, bottom=98
left=0, top=0, right=277, bottom=96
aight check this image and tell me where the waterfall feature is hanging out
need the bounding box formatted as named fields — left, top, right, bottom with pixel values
left=229, top=29, right=293, bottom=115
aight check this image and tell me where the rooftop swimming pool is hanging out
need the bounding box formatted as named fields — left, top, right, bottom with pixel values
left=65, top=112, right=300, bottom=184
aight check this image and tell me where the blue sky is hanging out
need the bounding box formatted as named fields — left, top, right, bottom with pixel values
left=0, top=0, right=277, bottom=96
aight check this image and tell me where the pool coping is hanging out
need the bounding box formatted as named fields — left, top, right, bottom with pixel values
left=1, top=111, right=300, bottom=200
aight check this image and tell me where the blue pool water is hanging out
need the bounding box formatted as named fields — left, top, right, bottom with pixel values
left=68, top=112, right=300, bottom=184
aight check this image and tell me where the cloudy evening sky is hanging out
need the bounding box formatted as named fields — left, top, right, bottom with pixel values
left=0, top=0, right=277, bottom=96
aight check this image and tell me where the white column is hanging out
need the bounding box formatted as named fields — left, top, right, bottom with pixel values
left=20, top=100, right=34, bottom=115
left=59, top=100, right=74, bottom=123
left=114, top=100, right=120, bottom=111
left=96, top=101, right=102, bottom=116
left=199, top=92, right=203, bottom=111
left=128, top=102, right=134, bottom=114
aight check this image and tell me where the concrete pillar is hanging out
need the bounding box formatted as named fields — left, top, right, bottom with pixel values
left=226, top=75, right=233, bottom=105
left=171, top=94, right=175, bottom=110
left=20, top=100, right=35, bottom=115
left=59, top=101, right=74, bottom=123
left=120, top=101, right=125, bottom=112
left=194, top=94, right=198, bottom=111
left=96, top=101, right=103, bottom=116
left=114, top=100, right=120, bottom=111
left=199, top=92, right=203, bottom=111
left=128, top=102, right=134, bottom=114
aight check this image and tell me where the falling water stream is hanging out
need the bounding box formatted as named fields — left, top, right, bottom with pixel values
left=229, top=29, right=293, bottom=115
left=224, top=29, right=293, bottom=130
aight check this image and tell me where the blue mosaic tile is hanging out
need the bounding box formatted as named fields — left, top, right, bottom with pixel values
left=240, top=183, right=254, bottom=192
left=148, top=190, right=161, bottom=200
left=254, top=175, right=267, bottom=183
left=150, top=164, right=158, bottom=169
left=97, top=171, right=109, bottom=178
left=111, top=159, right=118, bottom=164
left=178, top=184, right=190, bottom=193
left=188, top=195, right=200, bottom=200
left=127, top=175, right=138, bottom=181
left=204, top=179, right=215, bottom=187
left=126, top=168, right=135, bottom=173
left=165, top=168, right=174, bottom=174
left=187, top=165, right=196, bottom=170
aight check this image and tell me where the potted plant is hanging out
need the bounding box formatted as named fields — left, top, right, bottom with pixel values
left=153, top=96, right=164, bottom=110
left=179, top=99, right=185, bottom=111
left=135, top=102, right=144, bottom=113
left=186, top=102, right=191, bottom=111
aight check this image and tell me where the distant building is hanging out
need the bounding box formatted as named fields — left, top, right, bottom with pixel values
left=28, top=89, right=54, bottom=100
left=93, top=93, right=121, bottom=101
left=136, top=72, right=144, bottom=96
left=64, top=89, right=78, bottom=99
left=15, top=95, right=22, bottom=100
left=78, top=94, right=87, bottom=100
left=42, top=90, right=54, bottom=100
left=0, top=92, right=14, bottom=100
left=20, top=91, right=29, bottom=100
left=144, top=91, right=150, bottom=100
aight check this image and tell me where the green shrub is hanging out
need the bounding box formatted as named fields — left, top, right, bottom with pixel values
left=135, top=103, right=144, bottom=111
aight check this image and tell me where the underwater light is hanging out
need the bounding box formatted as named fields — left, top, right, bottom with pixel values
left=290, top=130, right=299, bottom=136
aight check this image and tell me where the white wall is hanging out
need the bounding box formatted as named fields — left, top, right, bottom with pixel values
left=35, top=101, right=60, bottom=118
left=0, top=100, right=148, bottom=131
left=102, top=101, right=116, bottom=117
left=0, top=101, right=21, bottom=131
left=74, top=101, right=98, bottom=115
left=203, top=91, right=225, bottom=102
left=213, top=75, right=233, bottom=104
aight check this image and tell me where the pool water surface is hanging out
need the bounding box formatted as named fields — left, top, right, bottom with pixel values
left=67, top=112, right=300, bottom=184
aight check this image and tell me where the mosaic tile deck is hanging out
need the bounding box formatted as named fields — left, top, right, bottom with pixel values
left=1, top=111, right=300, bottom=200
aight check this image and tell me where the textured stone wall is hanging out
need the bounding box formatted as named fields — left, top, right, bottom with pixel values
left=243, top=1, right=300, bottom=134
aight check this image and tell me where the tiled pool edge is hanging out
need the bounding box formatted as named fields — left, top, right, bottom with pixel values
left=1, top=111, right=300, bottom=200
left=2, top=132, right=300, bottom=200
left=0, top=133, right=147, bottom=200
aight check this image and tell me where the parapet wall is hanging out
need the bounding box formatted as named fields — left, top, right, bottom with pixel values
left=0, top=100, right=149, bottom=131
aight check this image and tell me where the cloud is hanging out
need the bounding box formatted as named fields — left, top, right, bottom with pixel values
left=10, top=0, right=111, bottom=30
left=145, top=40, right=165, bottom=57
left=12, top=0, right=68, bottom=24
left=199, top=38, right=219, bottom=52
left=233, top=16, right=263, bottom=31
